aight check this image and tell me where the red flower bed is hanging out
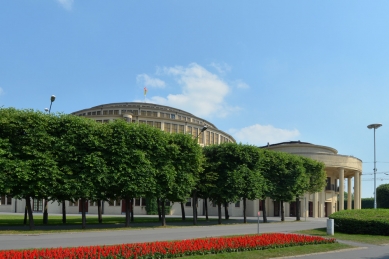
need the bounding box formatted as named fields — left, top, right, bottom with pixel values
left=0, top=233, right=335, bottom=259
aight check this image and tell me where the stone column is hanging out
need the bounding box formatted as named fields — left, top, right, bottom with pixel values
left=354, top=171, right=360, bottom=209
left=313, top=192, right=318, bottom=218
left=320, top=189, right=325, bottom=217
left=347, top=177, right=352, bottom=209
left=359, top=172, right=362, bottom=209
left=339, top=168, right=344, bottom=211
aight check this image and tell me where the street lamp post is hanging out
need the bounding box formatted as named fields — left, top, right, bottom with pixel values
left=367, top=123, right=382, bottom=209
left=43, top=95, right=56, bottom=224
left=193, top=125, right=207, bottom=225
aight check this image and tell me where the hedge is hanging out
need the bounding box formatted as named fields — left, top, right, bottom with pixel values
left=329, top=209, right=389, bottom=235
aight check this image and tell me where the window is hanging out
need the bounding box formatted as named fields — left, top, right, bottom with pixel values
left=153, top=112, right=158, bottom=117
left=133, top=110, right=138, bottom=115
left=103, top=110, right=108, bottom=115
left=141, top=110, right=146, bottom=116
left=69, top=200, right=78, bottom=206
left=172, top=124, right=178, bottom=133
left=96, top=120, right=102, bottom=123
left=92, top=111, right=96, bottom=115
left=259, top=200, right=263, bottom=211
left=198, top=129, right=204, bottom=144
left=178, top=115, right=181, bottom=120
left=215, top=134, right=219, bottom=144
left=193, top=128, right=199, bottom=140
left=185, top=198, right=192, bottom=207
left=170, top=114, right=175, bottom=119
left=206, top=131, right=210, bottom=145
left=139, top=120, right=146, bottom=124
left=121, top=110, right=126, bottom=114
left=178, top=125, right=184, bottom=133
left=109, top=110, right=113, bottom=115
left=114, top=110, right=119, bottom=115
left=235, top=201, right=240, bottom=208
left=33, top=199, right=43, bottom=211
left=211, top=132, right=214, bottom=144
left=103, top=119, right=110, bottom=123
left=141, top=198, right=146, bottom=206
left=87, top=112, right=91, bottom=115
left=165, top=200, right=170, bottom=206
left=164, top=123, right=171, bottom=133
left=147, top=121, right=153, bottom=127
left=154, top=122, right=161, bottom=129
left=0, top=195, right=11, bottom=205
left=160, top=112, right=164, bottom=117
left=187, top=126, right=192, bottom=135
left=135, top=198, right=141, bottom=206
left=97, top=111, right=101, bottom=115
left=146, top=111, right=152, bottom=116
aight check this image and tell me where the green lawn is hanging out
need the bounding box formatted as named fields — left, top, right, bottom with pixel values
left=180, top=243, right=353, bottom=259
left=0, top=214, right=247, bottom=234
left=297, top=228, right=389, bottom=245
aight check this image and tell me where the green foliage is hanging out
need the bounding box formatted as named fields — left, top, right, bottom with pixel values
left=145, top=198, right=158, bottom=215
left=377, top=183, right=389, bottom=208
left=329, top=209, right=389, bottom=235
left=362, top=198, right=374, bottom=209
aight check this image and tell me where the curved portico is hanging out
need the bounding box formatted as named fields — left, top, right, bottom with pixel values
left=264, top=141, right=362, bottom=217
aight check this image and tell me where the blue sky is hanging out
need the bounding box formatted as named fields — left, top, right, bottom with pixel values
left=1, top=1, right=389, bottom=198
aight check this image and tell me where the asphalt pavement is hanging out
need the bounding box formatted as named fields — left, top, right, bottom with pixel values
left=0, top=214, right=388, bottom=258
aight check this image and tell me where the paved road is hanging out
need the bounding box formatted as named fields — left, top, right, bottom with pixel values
left=1, top=216, right=388, bottom=258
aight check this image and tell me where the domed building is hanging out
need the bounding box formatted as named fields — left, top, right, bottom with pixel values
left=72, top=102, right=235, bottom=146
left=260, top=141, right=363, bottom=218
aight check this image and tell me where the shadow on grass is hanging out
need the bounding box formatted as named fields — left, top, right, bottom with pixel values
left=0, top=215, right=264, bottom=233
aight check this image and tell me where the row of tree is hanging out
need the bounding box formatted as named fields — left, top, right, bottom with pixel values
left=0, top=108, right=327, bottom=229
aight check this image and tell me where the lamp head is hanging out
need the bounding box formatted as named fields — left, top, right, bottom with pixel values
left=201, top=125, right=208, bottom=133
left=50, top=95, right=56, bottom=102
left=367, top=123, right=382, bottom=129
left=44, top=108, right=49, bottom=112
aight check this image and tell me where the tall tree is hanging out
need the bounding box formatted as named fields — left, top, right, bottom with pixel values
left=103, top=121, right=159, bottom=227
left=165, top=133, right=203, bottom=226
left=203, top=143, right=246, bottom=224
left=377, top=183, right=389, bottom=208
left=0, top=108, right=60, bottom=230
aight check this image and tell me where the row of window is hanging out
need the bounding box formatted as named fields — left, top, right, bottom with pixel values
left=69, top=198, right=158, bottom=207
left=0, top=195, right=12, bottom=205
left=185, top=198, right=241, bottom=208
left=79, top=110, right=204, bottom=125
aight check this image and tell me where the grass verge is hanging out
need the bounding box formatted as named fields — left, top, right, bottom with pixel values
left=296, top=228, right=389, bottom=245
left=180, top=243, right=353, bottom=259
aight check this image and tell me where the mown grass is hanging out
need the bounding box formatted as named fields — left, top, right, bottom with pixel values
left=180, top=243, right=354, bottom=259
left=0, top=214, right=246, bottom=234
left=297, top=228, right=389, bottom=245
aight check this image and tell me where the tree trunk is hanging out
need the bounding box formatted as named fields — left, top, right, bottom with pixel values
left=192, top=191, right=197, bottom=225
left=224, top=202, right=229, bottom=220
left=180, top=202, right=186, bottom=221
left=243, top=198, right=247, bottom=223
left=62, top=200, right=66, bottom=224
left=125, top=197, right=131, bottom=227
left=217, top=202, right=222, bottom=224
left=97, top=200, right=102, bottom=224
left=25, top=197, right=34, bottom=230
left=23, top=205, right=27, bottom=225
left=262, top=199, right=267, bottom=223
left=281, top=200, right=285, bottom=221
left=43, top=198, right=48, bottom=224
left=205, top=198, right=209, bottom=221
left=157, top=198, right=162, bottom=221
left=81, top=198, right=86, bottom=229
left=130, top=198, right=134, bottom=223
left=161, top=200, right=166, bottom=226
left=296, top=197, right=301, bottom=221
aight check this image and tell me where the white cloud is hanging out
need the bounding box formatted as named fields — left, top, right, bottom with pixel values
left=229, top=124, right=300, bottom=146
left=137, top=74, right=166, bottom=88
left=148, top=63, right=240, bottom=118
left=209, top=62, right=231, bottom=74
left=234, top=80, right=249, bottom=89
left=56, top=0, right=74, bottom=10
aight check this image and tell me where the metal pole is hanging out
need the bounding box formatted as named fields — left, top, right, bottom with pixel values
left=374, top=128, right=377, bottom=209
